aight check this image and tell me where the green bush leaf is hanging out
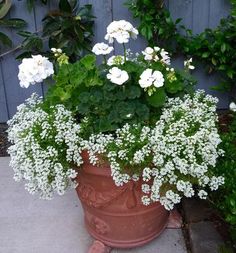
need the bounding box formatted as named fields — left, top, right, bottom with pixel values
left=0, top=0, right=12, bottom=18
left=0, top=18, right=27, bottom=28
left=59, top=0, right=72, bottom=13
left=0, top=31, right=12, bottom=46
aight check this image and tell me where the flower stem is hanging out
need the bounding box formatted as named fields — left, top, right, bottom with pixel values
left=123, top=43, right=127, bottom=63
left=103, top=56, right=107, bottom=65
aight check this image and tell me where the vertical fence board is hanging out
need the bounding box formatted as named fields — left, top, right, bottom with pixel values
left=192, top=0, right=230, bottom=108
left=192, top=0, right=210, bottom=34
left=169, top=0, right=193, bottom=31
left=89, top=0, right=112, bottom=44
left=34, top=2, right=51, bottom=97
left=209, top=0, right=231, bottom=28
left=0, top=59, right=8, bottom=122
left=2, top=0, right=43, bottom=119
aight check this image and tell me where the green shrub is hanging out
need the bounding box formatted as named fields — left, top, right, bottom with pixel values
left=210, top=113, right=236, bottom=242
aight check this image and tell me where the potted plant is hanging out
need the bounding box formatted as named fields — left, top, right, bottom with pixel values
left=8, top=20, right=224, bottom=249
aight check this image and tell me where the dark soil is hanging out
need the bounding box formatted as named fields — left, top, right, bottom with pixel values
left=0, top=123, right=9, bottom=157
left=218, top=110, right=234, bottom=132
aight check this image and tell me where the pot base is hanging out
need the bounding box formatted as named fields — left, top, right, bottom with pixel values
left=85, top=217, right=169, bottom=249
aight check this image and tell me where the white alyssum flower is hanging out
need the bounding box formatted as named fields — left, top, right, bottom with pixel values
left=184, top=58, right=195, bottom=70
left=18, top=55, right=54, bottom=88
left=101, top=90, right=224, bottom=210
left=107, top=55, right=125, bottom=66
left=142, top=184, right=151, bottom=194
left=92, top=42, right=114, bottom=55
left=107, top=67, right=129, bottom=85
left=229, top=102, right=236, bottom=112
left=105, top=20, right=138, bottom=44
left=7, top=94, right=83, bottom=199
left=198, top=190, right=208, bottom=199
left=139, top=68, right=164, bottom=88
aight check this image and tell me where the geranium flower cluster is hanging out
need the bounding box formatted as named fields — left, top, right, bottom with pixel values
left=139, top=69, right=164, bottom=89
left=92, top=42, right=114, bottom=56
left=18, top=55, right=54, bottom=88
left=105, top=20, right=138, bottom=44
left=82, top=91, right=224, bottom=210
left=7, top=94, right=83, bottom=199
left=142, top=47, right=171, bottom=65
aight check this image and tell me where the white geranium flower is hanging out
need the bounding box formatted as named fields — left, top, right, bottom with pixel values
left=139, top=69, right=164, bottom=88
left=18, top=55, right=54, bottom=88
left=92, top=42, right=114, bottom=55
left=107, top=67, right=129, bottom=85
left=142, top=47, right=170, bottom=65
left=139, top=69, right=154, bottom=88
left=152, top=71, right=165, bottom=88
left=51, top=48, right=62, bottom=54
left=107, top=55, right=125, bottom=66
left=229, top=102, right=236, bottom=112
left=154, top=46, right=160, bottom=52
left=105, top=20, right=138, bottom=44
left=142, top=47, right=154, bottom=61
left=184, top=58, right=195, bottom=70
left=160, top=49, right=171, bottom=65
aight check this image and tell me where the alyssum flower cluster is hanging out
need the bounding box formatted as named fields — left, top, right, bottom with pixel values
left=84, top=91, right=224, bottom=210
left=8, top=20, right=224, bottom=211
left=8, top=94, right=83, bottom=199
left=8, top=91, right=224, bottom=209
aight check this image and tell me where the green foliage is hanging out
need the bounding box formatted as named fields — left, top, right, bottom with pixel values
left=210, top=113, right=236, bottom=242
left=126, top=0, right=236, bottom=91
left=45, top=54, right=102, bottom=110
left=0, top=18, right=26, bottom=28
left=125, top=0, right=182, bottom=51
left=0, top=0, right=11, bottom=18
left=16, top=31, right=43, bottom=59
left=219, top=244, right=234, bottom=253
left=26, top=0, right=48, bottom=12
left=45, top=53, right=196, bottom=135
left=0, top=31, right=12, bottom=47
left=17, top=1, right=95, bottom=62
left=0, top=1, right=27, bottom=48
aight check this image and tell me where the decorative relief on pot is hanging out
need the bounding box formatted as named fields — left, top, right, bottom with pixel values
left=77, top=182, right=126, bottom=208
left=125, top=182, right=138, bottom=209
left=86, top=212, right=110, bottom=235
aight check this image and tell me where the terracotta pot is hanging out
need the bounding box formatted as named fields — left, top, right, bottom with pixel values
left=75, top=152, right=169, bottom=249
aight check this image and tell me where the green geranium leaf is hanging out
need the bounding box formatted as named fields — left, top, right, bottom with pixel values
left=126, top=85, right=141, bottom=99
left=80, top=54, right=96, bottom=69
left=146, top=88, right=166, bottom=108
left=135, top=103, right=149, bottom=120
left=78, top=92, right=90, bottom=103
left=166, top=80, right=184, bottom=94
